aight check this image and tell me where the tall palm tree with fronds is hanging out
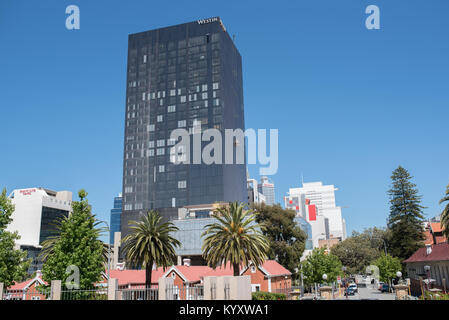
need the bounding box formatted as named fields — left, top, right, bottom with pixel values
left=121, top=210, right=180, bottom=288
left=440, top=183, right=449, bottom=238
left=201, top=202, right=269, bottom=276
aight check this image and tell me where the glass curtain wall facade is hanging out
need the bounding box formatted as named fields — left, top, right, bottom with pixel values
left=110, top=195, right=122, bottom=244
left=121, top=18, right=246, bottom=238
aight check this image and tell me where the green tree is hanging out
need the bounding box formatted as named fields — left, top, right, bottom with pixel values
left=202, top=202, right=269, bottom=276
left=439, top=183, right=449, bottom=238
left=0, top=189, right=31, bottom=287
left=331, top=235, right=379, bottom=275
left=373, top=253, right=402, bottom=284
left=41, top=190, right=105, bottom=289
left=331, top=227, right=390, bottom=274
left=121, top=210, right=180, bottom=288
left=252, top=203, right=306, bottom=275
left=301, top=248, right=342, bottom=285
left=387, top=166, right=426, bottom=262
left=39, top=216, right=109, bottom=266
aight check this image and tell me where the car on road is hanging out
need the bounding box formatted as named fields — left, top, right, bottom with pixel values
left=345, top=286, right=356, bottom=296
left=348, top=283, right=358, bottom=293
left=378, top=283, right=390, bottom=293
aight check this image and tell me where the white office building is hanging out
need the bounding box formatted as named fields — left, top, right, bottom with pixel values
left=7, top=187, right=73, bottom=273
left=247, top=178, right=266, bottom=204
left=258, top=176, right=275, bottom=205
left=285, top=181, right=346, bottom=243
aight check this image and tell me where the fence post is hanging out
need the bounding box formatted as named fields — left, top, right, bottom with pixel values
left=51, top=280, right=61, bottom=300
left=204, top=276, right=217, bottom=300
left=229, top=275, right=251, bottom=300
left=108, top=278, right=118, bottom=300
left=158, top=277, right=174, bottom=300
left=0, top=282, right=4, bottom=300
left=216, top=276, right=231, bottom=300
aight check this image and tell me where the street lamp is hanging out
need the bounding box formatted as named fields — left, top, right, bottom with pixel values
left=424, top=265, right=431, bottom=291
left=396, top=271, right=403, bottom=285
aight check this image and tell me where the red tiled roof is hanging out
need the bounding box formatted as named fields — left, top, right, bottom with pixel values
left=424, top=230, right=434, bottom=245
left=203, top=260, right=292, bottom=277
left=8, top=275, right=47, bottom=290
left=109, top=260, right=291, bottom=286
left=261, top=260, right=292, bottom=276
left=435, top=236, right=447, bottom=244
left=203, top=262, right=234, bottom=277
left=431, top=223, right=443, bottom=233
left=172, top=265, right=214, bottom=282
left=404, top=243, right=449, bottom=263
left=109, top=268, right=166, bottom=286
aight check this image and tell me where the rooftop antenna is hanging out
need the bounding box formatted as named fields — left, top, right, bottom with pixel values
left=301, top=172, right=304, bottom=186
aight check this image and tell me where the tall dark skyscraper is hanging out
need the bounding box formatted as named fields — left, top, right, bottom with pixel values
left=121, top=17, right=246, bottom=238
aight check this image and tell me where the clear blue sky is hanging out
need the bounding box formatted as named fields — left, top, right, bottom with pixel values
left=1, top=0, right=448, bottom=241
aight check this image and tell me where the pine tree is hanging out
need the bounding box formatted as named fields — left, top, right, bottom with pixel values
left=42, top=190, right=105, bottom=289
left=387, top=166, right=425, bottom=262
left=0, top=188, right=31, bottom=287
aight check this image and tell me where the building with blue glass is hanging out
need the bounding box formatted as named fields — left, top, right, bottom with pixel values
left=110, top=194, right=122, bottom=244
left=170, top=203, right=315, bottom=265
left=121, top=17, right=247, bottom=239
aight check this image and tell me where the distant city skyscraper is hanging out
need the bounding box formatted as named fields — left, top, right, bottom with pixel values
left=121, top=17, right=247, bottom=238
left=110, top=193, right=122, bottom=244
left=258, top=176, right=275, bottom=205
left=247, top=177, right=266, bottom=205
left=285, top=181, right=346, bottom=241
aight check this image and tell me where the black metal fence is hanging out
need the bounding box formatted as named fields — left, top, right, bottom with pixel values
left=60, top=287, right=108, bottom=300
left=165, top=285, right=204, bottom=300
left=118, top=286, right=159, bottom=300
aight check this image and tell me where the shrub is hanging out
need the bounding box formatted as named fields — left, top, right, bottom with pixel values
left=420, top=291, right=449, bottom=300
left=252, top=291, right=286, bottom=300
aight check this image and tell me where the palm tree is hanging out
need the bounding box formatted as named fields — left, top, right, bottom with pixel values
left=121, top=210, right=180, bottom=288
left=201, top=202, right=269, bottom=276
left=440, top=183, right=449, bottom=238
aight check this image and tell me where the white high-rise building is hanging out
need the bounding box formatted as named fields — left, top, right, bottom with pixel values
left=285, top=181, right=346, bottom=241
left=247, top=178, right=266, bottom=204
left=7, top=187, right=73, bottom=273
left=258, top=176, right=275, bottom=205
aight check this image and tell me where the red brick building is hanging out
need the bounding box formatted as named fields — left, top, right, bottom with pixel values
left=5, top=271, right=48, bottom=300
left=404, top=230, right=449, bottom=296
left=106, top=260, right=291, bottom=293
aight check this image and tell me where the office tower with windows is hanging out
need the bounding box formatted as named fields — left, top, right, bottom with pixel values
left=121, top=18, right=247, bottom=238
left=109, top=194, right=122, bottom=244
left=258, top=176, right=275, bottom=205
left=6, top=188, right=72, bottom=274
left=285, top=181, right=346, bottom=241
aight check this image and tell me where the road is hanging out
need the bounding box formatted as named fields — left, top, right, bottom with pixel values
left=334, top=285, right=396, bottom=300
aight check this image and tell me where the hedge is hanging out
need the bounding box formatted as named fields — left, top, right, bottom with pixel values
left=252, top=291, right=287, bottom=300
